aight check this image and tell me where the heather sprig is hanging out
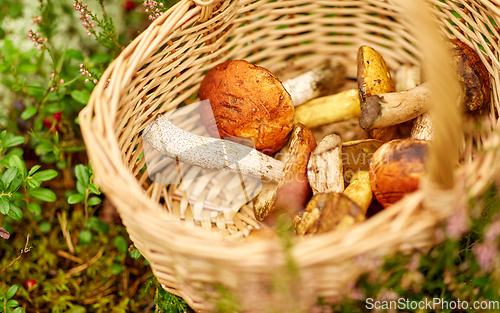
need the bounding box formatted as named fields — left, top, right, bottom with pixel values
left=143, top=0, right=166, bottom=21
left=72, top=0, right=123, bottom=57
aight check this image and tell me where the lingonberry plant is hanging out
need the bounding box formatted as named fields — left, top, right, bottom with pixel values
left=0, top=0, right=184, bottom=311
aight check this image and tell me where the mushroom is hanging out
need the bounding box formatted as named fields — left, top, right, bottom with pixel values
left=294, top=88, right=360, bottom=129
left=143, top=115, right=285, bottom=183
left=342, top=139, right=383, bottom=186
left=411, top=113, right=433, bottom=141
left=293, top=138, right=382, bottom=234
left=307, top=134, right=344, bottom=194
left=369, top=138, right=429, bottom=208
left=252, top=123, right=317, bottom=224
left=199, top=60, right=294, bottom=155
left=293, top=193, right=365, bottom=235
left=393, top=63, right=434, bottom=141
left=282, top=59, right=346, bottom=106
left=359, top=39, right=490, bottom=130
left=357, top=45, right=399, bottom=142
left=199, top=60, right=345, bottom=155
left=340, top=139, right=382, bottom=213
left=343, top=171, right=372, bottom=214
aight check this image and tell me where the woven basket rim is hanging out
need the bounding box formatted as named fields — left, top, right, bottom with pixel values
left=79, top=0, right=500, bottom=310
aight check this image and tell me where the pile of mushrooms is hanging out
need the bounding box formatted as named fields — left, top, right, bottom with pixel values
left=143, top=38, right=490, bottom=238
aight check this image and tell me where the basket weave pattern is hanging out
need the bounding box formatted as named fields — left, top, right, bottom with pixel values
left=80, top=0, right=500, bottom=311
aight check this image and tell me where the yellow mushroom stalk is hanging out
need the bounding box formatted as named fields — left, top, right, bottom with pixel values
left=294, top=89, right=360, bottom=128
left=343, top=171, right=372, bottom=214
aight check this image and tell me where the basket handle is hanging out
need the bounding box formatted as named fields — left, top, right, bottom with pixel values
left=399, top=0, right=462, bottom=190
left=194, top=0, right=224, bottom=22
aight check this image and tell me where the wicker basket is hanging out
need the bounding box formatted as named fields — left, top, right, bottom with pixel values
left=80, top=0, right=500, bottom=311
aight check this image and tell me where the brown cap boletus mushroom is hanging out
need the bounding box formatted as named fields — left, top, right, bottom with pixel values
left=293, top=193, right=365, bottom=235
left=359, top=39, right=490, bottom=130
left=369, top=138, right=429, bottom=208
left=200, top=60, right=295, bottom=155
left=200, top=60, right=345, bottom=155
left=253, top=123, right=317, bottom=224
left=449, top=38, right=490, bottom=112
left=342, top=139, right=383, bottom=186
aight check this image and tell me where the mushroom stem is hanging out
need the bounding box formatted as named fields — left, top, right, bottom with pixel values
left=143, top=115, right=284, bottom=183
left=294, top=89, right=360, bottom=128
left=307, top=134, right=344, bottom=194
left=393, top=63, right=433, bottom=140
left=343, top=171, right=372, bottom=213
left=411, top=113, right=434, bottom=141
left=253, top=123, right=317, bottom=223
left=283, top=60, right=346, bottom=106
left=359, top=82, right=431, bottom=129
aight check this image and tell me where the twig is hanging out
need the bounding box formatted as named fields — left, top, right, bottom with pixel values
left=57, top=211, right=75, bottom=253
left=65, top=248, right=104, bottom=278
left=1, top=235, right=34, bottom=275
left=57, top=250, right=84, bottom=264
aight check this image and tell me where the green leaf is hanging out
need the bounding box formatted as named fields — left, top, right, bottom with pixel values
left=8, top=174, right=23, bottom=193
left=27, top=177, right=41, bottom=188
left=33, top=169, right=58, bottom=182
left=39, top=221, right=52, bottom=233
left=5, top=147, right=23, bottom=158
left=40, top=153, right=57, bottom=163
left=70, top=90, right=90, bottom=105
left=56, top=160, right=66, bottom=170
left=1, top=167, right=18, bottom=189
left=12, top=307, right=23, bottom=313
left=30, top=188, right=56, bottom=202
left=66, top=49, right=84, bottom=61
left=78, top=229, right=93, bottom=245
left=88, top=184, right=100, bottom=195
left=0, top=197, right=10, bottom=215
left=56, top=49, right=66, bottom=73
left=6, top=299, right=19, bottom=307
left=28, top=202, right=41, bottom=215
left=68, top=193, right=85, bottom=204
left=43, top=103, right=62, bottom=114
left=6, top=284, right=19, bottom=299
left=54, top=131, right=59, bottom=145
left=18, top=63, right=38, bottom=74
left=115, top=236, right=128, bottom=254
left=2, top=136, right=26, bottom=148
left=87, top=216, right=108, bottom=234
left=21, top=106, right=38, bottom=120
left=35, top=143, right=53, bottom=155
left=75, top=164, right=89, bottom=187
left=112, top=263, right=124, bottom=275
left=129, top=248, right=142, bottom=259
left=28, top=165, right=41, bottom=176
left=87, top=196, right=101, bottom=206
left=8, top=203, right=22, bottom=220
left=8, top=155, right=27, bottom=178
left=76, top=180, right=86, bottom=195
